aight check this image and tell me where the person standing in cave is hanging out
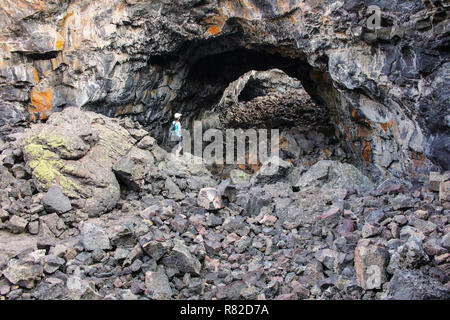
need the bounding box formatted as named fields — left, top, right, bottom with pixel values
left=170, top=113, right=183, bottom=157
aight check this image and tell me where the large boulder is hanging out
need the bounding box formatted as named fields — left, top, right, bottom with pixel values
left=294, top=160, right=374, bottom=192
left=113, top=146, right=155, bottom=190
left=21, top=107, right=136, bottom=216
left=384, top=269, right=450, bottom=300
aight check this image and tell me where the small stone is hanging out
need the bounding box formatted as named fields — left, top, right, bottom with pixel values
left=141, top=240, right=172, bottom=261
left=439, top=181, right=450, bottom=202
left=414, top=210, right=429, bottom=220
left=354, top=239, right=389, bottom=290
left=441, top=233, right=450, bottom=250
left=145, top=268, right=173, bottom=300
left=80, top=222, right=111, bottom=251
left=0, top=209, right=9, bottom=222
left=409, top=217, right=437, bottom=236
left=259, top=214, right=277, bottom=226
left=41, top=186, right=72, bottom=214
left=230, top=169, right=251, bottom=185
left=362, top=223, right=382, bottom=238
left=205, top=214, right=222, bottom=227
left=393, top=215, right=407, bottom=226
left=2, top=259, right=44, bottom=287
left=316, top=207, right=340, bottom=228
left=161, top=240, right=201, bottom=275
left=391, top=195, right=417, bottom=210
left=197, top=188, right=223, bottom=210
left=6, top=215, right=28, bottom=234
left=114, top=248, right=130, bottom=261
left=0, top=285, right=11, bottom=295
left=423, top=238, right=447, bottom=256
left=434, top=253, right=450, bottom=265
left=43, top=255, right=65, bottom=274
left=387, top=238, right=429, bottom=274
left=204, top=239, right=222, bottom=255
left=400, top=226, right=425, bottom=241
left=365, top=209, right=385, bottom=224
left=27, top=221, right=39, bottom=235
left=11, top=164, right=27, bottom=179
left=429, top=171, right=450, bottom=192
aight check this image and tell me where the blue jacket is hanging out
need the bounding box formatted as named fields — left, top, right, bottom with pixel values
left=171, top=121, right=182, bottom=137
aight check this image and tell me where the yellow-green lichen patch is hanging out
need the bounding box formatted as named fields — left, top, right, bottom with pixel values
left=23, top=140, right=84, bottom=198
left=23, top=143, right=59, bottom=161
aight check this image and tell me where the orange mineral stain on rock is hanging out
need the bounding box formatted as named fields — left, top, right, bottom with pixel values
left=55, top=37, right=64, bottom=51
left=379, top=119, right=396, bottom=134
left=32, top=67, right=40, bottom=84
left=362, top=140, right=372, bottom=167
left=208, top=25, right=221, bottom=35
left=29, top=88, right=53, bottom=121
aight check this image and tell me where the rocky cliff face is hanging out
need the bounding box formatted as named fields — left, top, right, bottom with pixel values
left=0, top=0, right=449, bottom=183
left=0, top=1, right=449, bottom=301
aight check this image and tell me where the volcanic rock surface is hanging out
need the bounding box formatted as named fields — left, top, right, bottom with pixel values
left=0, top=0, right=449, bottom=301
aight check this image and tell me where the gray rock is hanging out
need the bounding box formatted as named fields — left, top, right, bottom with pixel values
left=197, top=187, right=223, bottom=210
left=144, top=268, right=173, bottom=300
left=354, top=239, right=389, bottom=290
left=2, top=258, right=44, bottom=288
left=0, top=209, right=9, bottom=222
left=362, top=223, right=382, bottom=238
left=251, top=155, right=293, bottom=185
left=162, top=240, right=201, bottom=275
left=441, top=233, right=450, bottom=250
left=222, top=217, right=250, bottom=237
left=141, top=239, right=172, bottom=261
left=294, top=160, right=374, bottom=192
left=164, top=177, right=185, bottom=200
left=6, top=215, right=28, bottom=234
left=39, top=213, right=66, bottom=238
left=229, top=169, right=251, bottom=185
left=387, top=238, right=429, bottom=274
left=113, top=146, right=154, bottom=190
left=429, top=171, right=450, bottom=192
left=43, top=255, right=65, bottom=274
left=41, top=186, right=72, bottom=214
left=391, top=195, right=417, bottom=210
left=384, top=269, right=450, bottom=300
left=439, top=181, right=450, bottom=202
left=80, top=223, right=111, bottom=251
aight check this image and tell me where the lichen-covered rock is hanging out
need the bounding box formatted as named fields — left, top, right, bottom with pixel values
left=21, top=107, right=136, bottom=216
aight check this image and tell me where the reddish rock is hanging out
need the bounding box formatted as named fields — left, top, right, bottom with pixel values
left=354, top=239, right=389, bottom=290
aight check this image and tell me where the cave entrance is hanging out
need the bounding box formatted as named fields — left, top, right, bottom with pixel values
left=158, top=44, right=347, bottom=177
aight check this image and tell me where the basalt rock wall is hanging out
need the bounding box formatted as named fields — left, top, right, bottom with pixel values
left=0, top=0, right=449, bottom=184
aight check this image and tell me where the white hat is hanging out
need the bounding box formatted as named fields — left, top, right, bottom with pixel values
left=174, top=113, right=182, bottom=118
